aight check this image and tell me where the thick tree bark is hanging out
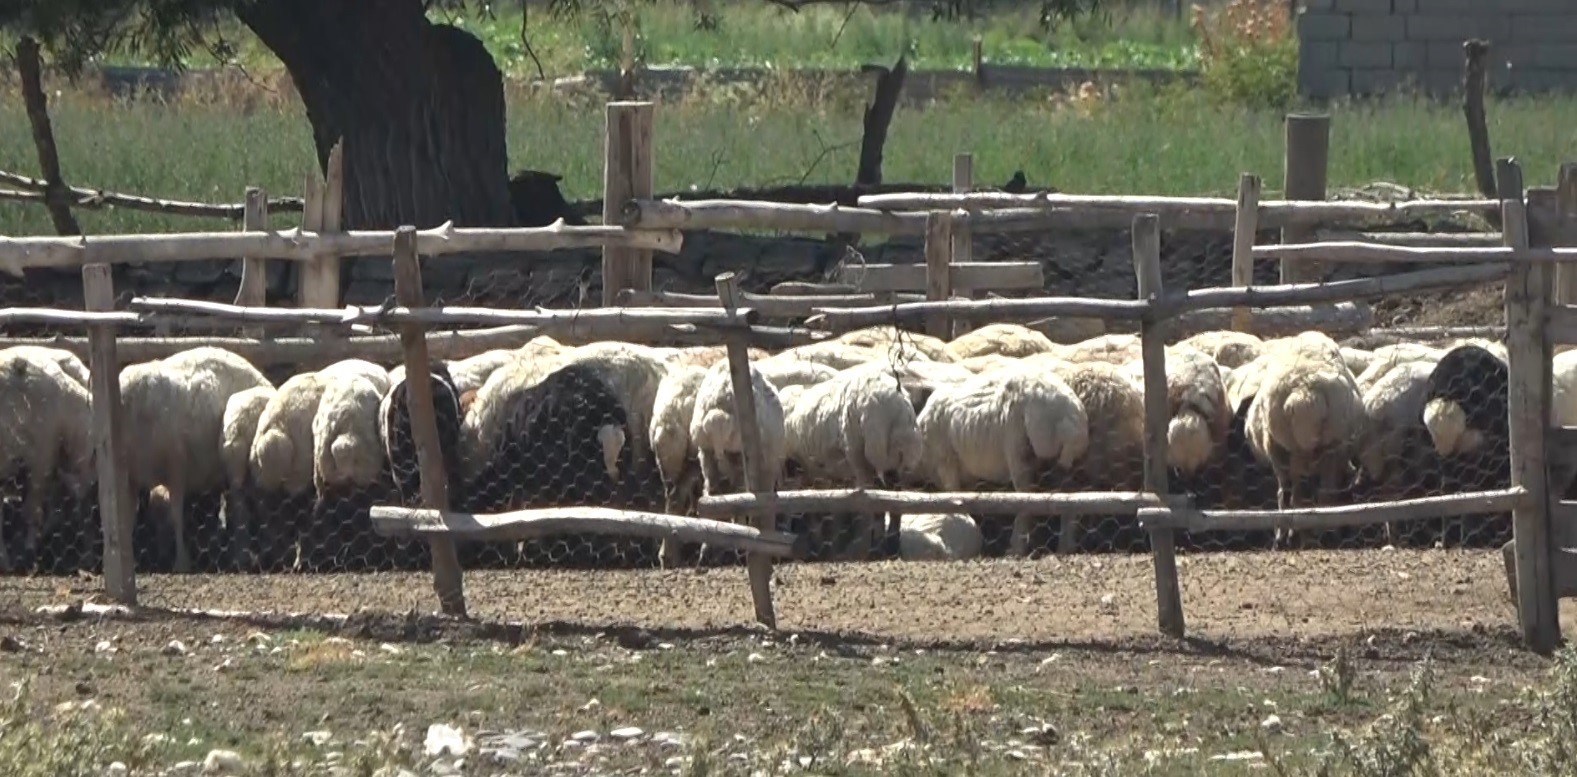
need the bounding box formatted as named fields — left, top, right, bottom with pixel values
left=237, top=0, right=517, bottom=232
left=15, top=37, right=82, bottom=238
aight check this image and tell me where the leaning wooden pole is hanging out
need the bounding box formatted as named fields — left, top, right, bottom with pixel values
left=716, top=271, right=779, bottom=628
left=391, top=226, right=467, bottom=617
left=1135, top=213, right=1186, bottom=639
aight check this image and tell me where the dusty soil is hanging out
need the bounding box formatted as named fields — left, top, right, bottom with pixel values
left=2, top=548, right=1561, bottom=646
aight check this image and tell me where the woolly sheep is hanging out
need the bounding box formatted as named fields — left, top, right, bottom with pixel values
left=380, top=363, right=463, bottom=511
left=1552, top=349, right=1577, bottom=428
left=1356, top=343, right=1443, bottom=389
left=898, top=513, right=983, bottom=561
left=0, top=352, right=94, bottom=571
left=960, top=354, right=1021, bottom=374
left=560, top=341, right=670, bottom=474
left=767, top=340, right=896, bottom=372
left=1117, top=346, right=1231, bottom=478
left=837, top=326, right=954, bottom=362
left=1243, top=332, right=1365, bottom=548
left=650, top=364, right=709, bottom=528
left=944, top=323, right=1056, bottom=360
left=690, top=360, right=788, bottom=499
left=782, top=363, right=925, bottom=559
left=220, top=386, right=275, bottom=570
left=1037, top=357, right=1146, bottom=553
left=1176, top=331, right=1263, bottom=369
left=1421, top=344, right=1509, bottom=459
left=1340, top=347, right=1375, bottom=378
left=756, top=359, right=839, bottom=392
left=122, top=346, right=271, bottom=573
left=0, top=345, right=89, bottom=388
left=660, top=345, right=771, bottom=370
left=312, top=374, right=387, bottom=499
left=1048, top=334, right=1142, bottom=365
left=447, top=349, right=519, bottom=396
left=250, top=372, right=335, bottom=495
left=917, top=364, right=1089, bottom=556
left=319, top=359, right=391, bottom=395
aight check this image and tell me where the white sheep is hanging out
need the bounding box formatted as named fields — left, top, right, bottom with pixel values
left=312, top=375, right=387, bottom=499
left=560, top=341, right=670, bottom=473
left=765, top=340, right=890, bottom=371
left=1356, top=343, right=1443, bottom=389
left=1243, top=331, right=1365, bottom=548
left=1552, top=349, right=1577, bottom=427
left=1048, top=334, right=1142, bottom=365
left=959, top=354, right=1022, bottom=374
left=0, top=345, right=89, bottom=387
left=783, top=362, right=926, bottom=559
left=0, top=352, right=94, bottom=571
left=447, top=349, right=520, bottom=396
left=220, top=386, right=275, bottom=570
left=756, top=358, right=839, bottom=392
left=650, top=364, right=709, bottom=522
left=121, top=346, right=272, bottom=573
left=250, top=372, right=335, bottom=496
left=899, top=513, right=983, bottom=561
left=1035, top=356, right=1146, bottom=553
left=1176, top=330, right=1264, bottom=369
left=837, top=326, right=954, bottom=362
left=917, top=364, right=1089, bottom=556
left=690, top=360, right=787, bottom=499
left=1340, top=347, right=1375, bottom=378
left=944, top=323, right=1056, bottom=360
left=1355, top=360, right=1436, bottom=542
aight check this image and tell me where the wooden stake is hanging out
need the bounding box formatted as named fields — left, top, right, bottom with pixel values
left=951, top=154, right=975, bottom=337
left=924, top=211, right=955, bottom=339
left=1231, top=173, right=1262, bottom=332
left=1134, top=213, right=1185, bottom=639
left=1281, top=113, right=1331, bottom=284
left=602, top=102, right=655, bottom=305
left=82, top=264, right=134, bottom=605
left=236, top=187, right=269, bottom=339
left=716, top=271, right=778, bottom=629
left=392, top=226, right=466, bottom=617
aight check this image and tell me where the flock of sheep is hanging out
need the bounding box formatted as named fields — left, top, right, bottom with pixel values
left=0, top=319, right=1559, bottom=576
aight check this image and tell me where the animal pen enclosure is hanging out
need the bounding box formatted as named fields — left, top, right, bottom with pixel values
left=0, top=100, right=1575, bottom=654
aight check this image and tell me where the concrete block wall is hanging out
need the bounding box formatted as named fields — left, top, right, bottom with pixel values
left=1297, top=0, right=1577, bottom=98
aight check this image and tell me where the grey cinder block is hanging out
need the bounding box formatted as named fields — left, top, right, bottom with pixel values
left=1340, top=41, right=1394, bottom=68
left=1392, top=42, right=1427, bottom=69
left=1298, top=12, right=1353, bottom=40
left=1334, top=0, right=1391, bottom=12
left=1406, top=14, right=1508, bottom=41
left=1298, top=66, right=1352, bottom=98
left=1352, top=16, right=1407, bottom=42
left=1511, top=15, right=1577, bottom=43
left=1351, top=68, right=1405, bottom=94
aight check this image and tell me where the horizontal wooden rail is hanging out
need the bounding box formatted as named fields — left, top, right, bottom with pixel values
left=369, top=505, right=802, bottom=557
left=0, top=169, right=306, bottom=217
left=1313, top=230, right=1502, bottom=247
left=618, top=198, right=1123, bottom=235
left=125, top=297, right=757, bottom=330
left=855, top=191, right=1499, bottom=230
left=1254, top=241, right=1577, bottom=264
left=616, top=288, right=925, bottom=317
left=1137, top=488, right=1525, bottom=533
left=833, top=261, right=1044, bottom=293
left=696, top=488, right=1175, bottom=519
left=810, top=262, right=1507, bottom=331
left=0, top=220, right=681, bottom=275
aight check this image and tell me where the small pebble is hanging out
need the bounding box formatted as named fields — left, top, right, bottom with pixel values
left=610, top=726, right=643, bottom=740
left=202, top=749, right=245, bottom=774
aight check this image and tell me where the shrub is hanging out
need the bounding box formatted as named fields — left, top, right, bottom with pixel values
left=1190, top=0, right=1298, bottom=110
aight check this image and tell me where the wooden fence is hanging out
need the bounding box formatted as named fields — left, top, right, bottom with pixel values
left=1, top=100, right=1573, bottom=652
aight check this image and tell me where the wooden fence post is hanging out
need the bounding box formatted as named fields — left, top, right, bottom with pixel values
left=924, top=211, right=955, bottom=340
left=1281, top=113, right=1330, bottom=284
left=716, top=271, right=778, bottom=629
left=950, top=154, right=974, bottom=337
left=391, top=226, right=467, bottom=617
left=1500, top=157, right=1559, bottom=653
left=1135, top=213, right=1185, bottom=639
left=297, top=141, right=343, bottom=314
left=237, top=187, right=269, bottom=339
left=603, top=101, right=656, bottom=306
left=83, top=263, right=135, bottom=605
left=1231, top=173, right=1262, bottom=333
left=1553, top=163, right=1577, bottom=306
left=971, top=38, right=984, bottom=90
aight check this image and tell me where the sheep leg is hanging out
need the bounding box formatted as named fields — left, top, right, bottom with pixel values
left=1007, top=441, right=1039, bottom=558
left=840, top=451, right=880, bottom=562
left=1268, top=447, right=1295, bottom=550
left=167, top=471, right=192, bottom=574
left=225, top=488, right=257, bottom=572
left=21, top=469, right=51, bottom=573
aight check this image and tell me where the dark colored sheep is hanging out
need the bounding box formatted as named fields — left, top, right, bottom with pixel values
left=1420, top=345, right=1512, bottom=548
left=376, top=362, right=463, bottom=570
left=509, top=169, right=587, bottom=227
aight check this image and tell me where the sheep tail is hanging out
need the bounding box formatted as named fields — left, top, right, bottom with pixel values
left=693, top=408, right=738, bottom=453
left=1021, top=399, right=1089, bottom=469
left=1285, top=384, right=1331, bottom=454
left=253, top=428, right=296, bottom=486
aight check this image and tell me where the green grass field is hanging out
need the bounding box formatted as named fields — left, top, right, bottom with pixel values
left=2, top=79, right=1574, bottom=239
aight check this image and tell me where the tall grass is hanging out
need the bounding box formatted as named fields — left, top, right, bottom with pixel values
left=3, top=78, right=1575, bottom=237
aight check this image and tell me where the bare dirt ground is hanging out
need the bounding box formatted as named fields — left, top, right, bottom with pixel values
left=4, top=549, right=1575, bottom=774
left=1, top=548, right=1561, bottom=646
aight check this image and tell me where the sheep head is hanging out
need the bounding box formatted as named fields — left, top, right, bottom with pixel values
left=1423, top=398, right=1468, bottom=456
left=597, top=423, right=627, bottom=482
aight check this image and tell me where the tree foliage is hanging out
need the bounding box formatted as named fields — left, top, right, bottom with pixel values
left=2, top=0, right=1108, bottom=74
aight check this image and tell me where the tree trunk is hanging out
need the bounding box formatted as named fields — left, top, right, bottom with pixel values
left=237, top=0, right=517, bottom=232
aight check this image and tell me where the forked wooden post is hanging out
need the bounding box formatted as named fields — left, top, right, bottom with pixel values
left=923, top=211, right=955, bottom=340
left=1281, top=113, right=1330, bottom=284
left=82, top=264, right=135, bottom=605
left=716, top=271, right=778, bottom=628
left=1553, top=163, right=1577, bottom=305
left=297, top=140, right=344, bottom=314
left=391, top=227, right=467, bottom=617
left=603, top=101, right=656, bottom=305
left=1230, top=173, right=1262, bottom=332
left=236, top=187, right=269, bottom=339
left=1134, top=213, right=1185, bottom=638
